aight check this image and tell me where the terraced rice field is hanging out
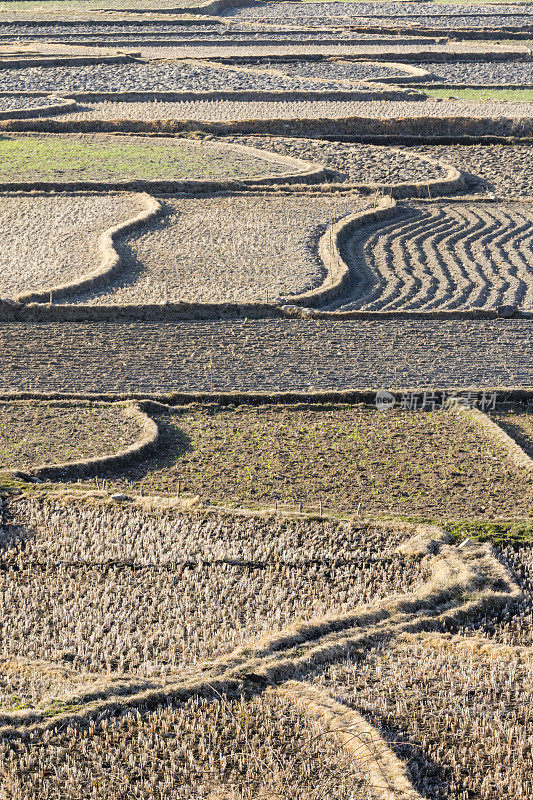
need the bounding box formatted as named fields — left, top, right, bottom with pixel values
left=0, top=501, right=427, bottom=677
left=490, top=404, right=533, bottom=457
left=0, top=60, right=385, bottom=92
left=72, top=403, right=533, bottom=517
left=226, top=135, right=449, bottom=184
left=220, top=0, right=533, bottom=26
left=52, top=97, right=533, bottom=130
left=0, top=192, right=144, bottom=299
left=0, top=133, right=297, bottom=183
left=0, top=1, right=532, bottom=797
left=65, top=194, right=371, bottom=305
left=308, top=629, right=533, bottom=800
left=331, top=200, right=533, bottom=312
left=416, top=142, right=533, bottom=195
left=0, top=401, right=141, bottom=470
left=0, top=690, right=372, bottom=799
left=412, top=60, right=533, bottom=85
left=0, top=320, right=532, bottom=392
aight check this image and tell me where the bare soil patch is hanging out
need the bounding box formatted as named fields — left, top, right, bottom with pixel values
left=0, top=401, right=141, bottom=470
left=0, top=192, right=143, bottom=299
left=0, top=320, right=531, bottom=392
left=330, top=200, right=533, bottom=312
left=65, top=194, right=370, bottom=305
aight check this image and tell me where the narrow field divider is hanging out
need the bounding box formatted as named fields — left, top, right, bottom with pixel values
left=0, top=523, right=521, bottom=738
left=4, top=114, right=533, bottom=141
left=0, top=96, right=78, bottom=120
left=290, top=196, right=398, bottom=307
left=276, top=681, right=423, bottom=800
left=8, top=401, right=162, bottom=482
left=460, top=407, right=533, bottom=471
left=15, top=193, right=162, bottom=305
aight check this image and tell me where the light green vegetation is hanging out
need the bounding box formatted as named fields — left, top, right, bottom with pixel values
left=0, top=134, right=279, bottom=182
left=423, top=87, right=533, bottom=102
left=444, top=519, right=533, bottom=547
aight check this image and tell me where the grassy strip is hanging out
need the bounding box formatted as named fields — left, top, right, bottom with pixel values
left=444, top=519, right=533, bottom=547
left=423, top=87, right=533, bottom=102
left=0, top=134, right=276, bottom=182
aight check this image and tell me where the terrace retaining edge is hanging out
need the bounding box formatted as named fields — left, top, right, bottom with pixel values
left=8, top=401, right=162, bottom=482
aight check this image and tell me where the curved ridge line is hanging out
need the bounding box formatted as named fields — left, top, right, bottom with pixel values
left=8, top=401, right=161, bottom=482
left=15, top=192, right=163, bottom=304
left=288, top=196, right=398, bottom=307
left=0, top=96, right=78, bottom=121
left=0, top=525, right=521, bottom=737
left=276, top=681, right=422, bottom=800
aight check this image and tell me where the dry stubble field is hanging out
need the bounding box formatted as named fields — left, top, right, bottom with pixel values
left=0, top=1, right=532, bottom=798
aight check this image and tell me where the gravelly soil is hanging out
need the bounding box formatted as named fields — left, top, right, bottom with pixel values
left=52, top=32, right=416, bottom=45
left=0, top=320, right=531, bottom=392
left=223, top=2, right=533, bottom=18
left=415, top=143, right=533, bottom=196
left=0, top=401, right=140, bottom=469
left=55, top=97, right=533, bottom=121
left=0, top=24, right=227, bottom=34
left=268, top=59, right=420, bottom=84
left=343, top=14, right=533, bottom=29
left=225, top=135, right=447, bottom=184
left=0, top=61, right=373, bottom=93
left=65, top=194, right=371, bottom=305
left=0, top=95, right=60, bottom=110
left=415, top=61, right=533, bottom=85
left=329, top=200, right=533, bottom=312
left=0, top=193, right=143, bottom=299
left=222, top=2, right=533, bottom=28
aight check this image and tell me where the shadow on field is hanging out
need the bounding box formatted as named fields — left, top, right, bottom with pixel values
left=102, top=419, right=192, bottom=484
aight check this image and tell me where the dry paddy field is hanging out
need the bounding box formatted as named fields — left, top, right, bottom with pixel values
left=0, top=192, right=145, bottom=299
left=65, top=193, right=372, bottom=305
left=226, top=135, right=449, bottom=184
left=51, top=97, right=533, bottom=136
left=331, top=200, right=533, bottom=312
left=0, top=401, right=142, bottom=471
left=0, top=320, right=532, bottom=392
left=415, top=143, right=533, bottom=196
left=0, top=1, right=532, bottom=798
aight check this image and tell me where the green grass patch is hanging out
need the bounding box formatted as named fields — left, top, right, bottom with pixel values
left=423, top=87, right=533, bottom=102
left=82, top=404, right=533, bottom=519
left=444, top=519, right=533, bottom=548
left=0, top=134, right=274, bottom=183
